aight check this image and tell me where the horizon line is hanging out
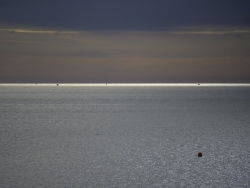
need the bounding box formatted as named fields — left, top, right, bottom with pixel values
left=1, top=83, right=250, bottom=87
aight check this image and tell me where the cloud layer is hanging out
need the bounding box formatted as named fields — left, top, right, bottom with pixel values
left=1, top=0, right=250, bottom=30
left=1, top=27, right=250, bottom=83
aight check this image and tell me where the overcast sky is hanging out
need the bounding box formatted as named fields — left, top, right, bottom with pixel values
left=0, top=0, right=250, bottom=83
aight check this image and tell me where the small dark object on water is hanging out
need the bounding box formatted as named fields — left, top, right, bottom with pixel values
left=57, top=84, right=59, bottom=86
left=198, top=152, right=202, bottom=157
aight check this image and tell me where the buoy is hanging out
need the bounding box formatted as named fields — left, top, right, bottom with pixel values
left=198, top=152, right=202, bottom=157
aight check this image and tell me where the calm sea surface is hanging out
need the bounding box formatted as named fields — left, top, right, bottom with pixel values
left=0, top=85, right=250, bottom=187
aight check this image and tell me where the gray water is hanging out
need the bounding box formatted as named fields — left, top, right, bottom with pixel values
left=0, top=85, right=250, bottom=187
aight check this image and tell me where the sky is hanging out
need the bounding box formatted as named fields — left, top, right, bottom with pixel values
left=0, top=0, right=250, bottom=83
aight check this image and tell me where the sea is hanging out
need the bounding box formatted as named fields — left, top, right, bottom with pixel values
left=0, top=84, right=250, bottom=187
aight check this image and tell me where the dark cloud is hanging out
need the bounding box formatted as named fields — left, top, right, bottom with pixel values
left=0, top=0, right=249, bottom=30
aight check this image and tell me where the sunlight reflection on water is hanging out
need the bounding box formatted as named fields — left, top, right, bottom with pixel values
left=0, top=86, right=250, bottom=187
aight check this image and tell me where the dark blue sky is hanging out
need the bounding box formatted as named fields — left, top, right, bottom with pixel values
left=0, top=0, right=250, bottom=83
left=1, top=0, right=250, bottom=30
